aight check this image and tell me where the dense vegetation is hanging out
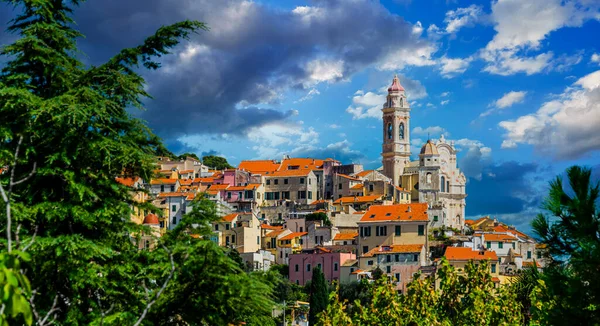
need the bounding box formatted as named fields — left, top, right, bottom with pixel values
left=202, top=155, right=234, bottom=170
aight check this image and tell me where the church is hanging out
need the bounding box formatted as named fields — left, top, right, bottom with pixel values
left=380, top=75, right=467, bottom=230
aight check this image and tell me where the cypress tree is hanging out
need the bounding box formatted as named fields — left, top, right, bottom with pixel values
left=309, top=266, right=328, bottom=325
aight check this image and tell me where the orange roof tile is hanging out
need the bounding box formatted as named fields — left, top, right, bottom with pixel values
left=150, top=178, right=178, bottom=185
left=221, top=213, right=238, bottom=222
left=179, top=179, right=193, bottom=186
left=238, top=160, right=280, bottom=174
left=523, top=261, right=542, bottom=268
left=309, top=199, right=328, bottom=205
left=337, top=174, right=362, bottom=182
left=476, top=233, right=517, bottom=242
left=363, top=244, right=423, bottom=257
left=350, top=184, right=363, bottom=190
left=227, top=186, right=246, bottom=191
left=193, top=177, right=214, bottom=183
left=278, top=158, right=324, bottom=171
left=492, top=277, right=501, bottom=283
left=157, top=192, right=186, bottom=198
left=333, top=232, right=358, bottom=241
left=179, top=169, right=194, bottom=174
left=208, top=184, right=230, bottom=191
left=464, top=219, right=476, bottom=226
left=444, top=247, right=498, bottom=261
left=266, top=169, right=312, bottom=177
left=355, top=170, right=375, bottom=178
left=186, top=194, right=196, bottom=201
left=205, top=190, right=219, bottom=195
left=261, top=224, right=283, bottom=230
left=279, top=232, right=308, bottom=241
left=116, top=177, right=140, bottom=187
left=334, top=195, right=382, bottom=204
left=265, top=229, right=288, bottom=238
left=245, top=183, right=261, bottom=190
left=359, top=203, right=428, bottom=222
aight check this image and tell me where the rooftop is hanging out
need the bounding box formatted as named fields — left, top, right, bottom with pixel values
left=444, top=247, right=498, bottom=261
left=362, top=244, right=424, bottom=257
left=333, top=232, right=359, bottom=241
left=150, top=178, right=178, bottom=185
left=334, top=195, right=382, bottom=204
left=279, top=232, right=308, bottom=241
left=359, top=203, right=428, bottom=222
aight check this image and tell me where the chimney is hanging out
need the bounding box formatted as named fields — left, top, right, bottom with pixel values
left=406, top=205, right=411, bottom=213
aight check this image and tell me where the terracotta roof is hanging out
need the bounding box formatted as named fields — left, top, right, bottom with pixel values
left=261, top=224, right=283, bottom=230
left=444, top=247, right=498, bottom=261
left=342, top=259, right=358, bottom=267
left=477, top=233, right=517, bottom=242
left=179, top=179, right=193, bottom=186
left=492, top=277, right=501, bottom=283
left=227, top=186, right=246, bottom=191
left=193, top=177, right=214, bottom=183
left=363, top=244, right=423, bottom=257
left=359, top=203, right=428, bottom=222
left=337, top=174, right=362, bottom=182
left=535, top=243, right=548, bottom=249
left=464, top=219, right=476, bottom=226
left=116, top=177, right=140, bottom=187
left=265, top=229, right=288, bottom=238
left=143, top=213, right=160, bottom=225
left=355, top=170, right=375, bottom=178
left=186, top=193, right=196, bottom=201
left=395, top=186, right=407, bottom=192
left=208, top=184, right=230, bottom=191
left=334, top=195, right=382, bottom=204
left=333, top=232, right=359, bottom=241
left=279, top=232, right=308, bottom=241
left=523, top=261, right=542, bottom=268
left=309, top=199, right=328, bottom=205
left=205, top=190, right=219, bottom=195
left=278, top=158, right=324, bottom=171
left=350, top=184, right=363, bottom=190
left=266, top=169, right=312, bottom=177
left=351, top=269, right=367, bottom=275
left=179, top=169, right=194, bottom=174
left=245, top=183, right=261, bottom=190
left=150, top=178, right=178, bottom=185
left=238, top=160, right=280, bottom=174
left=491, top=225, right=509, bottom=232
left=221, top=213, right=238, bottom=222
left=157, top=192, right=186, bottom=198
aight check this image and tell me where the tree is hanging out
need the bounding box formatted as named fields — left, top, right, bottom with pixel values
left=306, top=212, right=332, bottom=227
left=309, top=267, right=328, bottom=325
left=202, top=155, right=233, bottom=170
left=177, top=152, right=200, bottom=161
left=531, top=165, right=600, bottom=324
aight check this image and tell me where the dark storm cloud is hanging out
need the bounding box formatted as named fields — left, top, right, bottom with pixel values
left=466, top=161, right=540, bottom=216
left=0, top=0, right=430, bottom=142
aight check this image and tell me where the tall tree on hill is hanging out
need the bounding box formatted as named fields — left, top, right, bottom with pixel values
left=203, top=155, right=234, bottom=170
left=532, top=165, right=600, bottom=324
left=309, top=266, right=328, bottom=325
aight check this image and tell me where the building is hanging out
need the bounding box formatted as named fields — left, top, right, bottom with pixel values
left=212, top=213, right=261, bottom=253
left=443, top=247, right=499, bottom=277
left=116, top=176, right=148, bottom=225
left=380, top=76, right=467, bottom=230
left=263, top=169, right=318, bottom=205
left=289, top=248, right=356, bottom=285
left=276, top=232, right=309, bottom=264
left=356, top=203, right=429, bottom=257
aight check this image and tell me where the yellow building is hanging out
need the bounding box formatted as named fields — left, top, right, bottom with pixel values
left=443, top=247, right=499, bottom=279
left=116, top=176, right=148, bottom=225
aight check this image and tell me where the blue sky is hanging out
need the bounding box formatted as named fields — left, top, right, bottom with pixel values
left=1, top=0, right=599, bottom=231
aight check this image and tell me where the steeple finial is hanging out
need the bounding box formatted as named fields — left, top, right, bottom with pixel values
left=388, top=75, right=405, bottom=92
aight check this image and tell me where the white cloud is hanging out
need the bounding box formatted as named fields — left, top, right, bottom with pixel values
left=441, top=100, right=450, bottom=105
left=441, top=92, right=451, bottom=97
left=481, top=0, right=599, bottom=75
left=329, top=124, right=341, bottom=129
left=247, top=122, right=320, bottom=149
left=379, top=43, right=437, bottom=70
left=592, top=53, right=600, bottom=64
left=426, top=103, right=435, bottom=108
left=453, top=138, right=493, bottom=180
left=495, top=91, right=527, bottom=108
left=304, top=59, right=344, bottom=86
left=296, top=88, right=321, bottom=102
left=440, top=56, right=472, bottom=78
left=412, top=126, right=447, bottom=136
left=499, top=70, right=600, bottom=158
left=444, top=5, right=483, bottom=34
left=412, top=21, right=424, bottom=36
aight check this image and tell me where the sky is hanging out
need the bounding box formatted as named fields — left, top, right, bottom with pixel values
left=1, top=0, right=599, bottom=232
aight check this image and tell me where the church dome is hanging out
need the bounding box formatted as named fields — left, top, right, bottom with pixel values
left=143, top=213, right=160, bottom=225
left=388, top=75, right=405, bottom=92
left=420, top=140, right=439, bottom=155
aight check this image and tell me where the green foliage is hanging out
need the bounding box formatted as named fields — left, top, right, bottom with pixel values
left=318, top=258, right=523, bottom=325
left=202, top=155, right=233, bottom=170
left=531, top=165, right=600, bottom=324
left=177, top=152, right=200, bottom=161
left=306, top=212, right=332, bottom=227
left=0, top=252, right=32, bottom=325
left=309, top=267, right=328, bottom=325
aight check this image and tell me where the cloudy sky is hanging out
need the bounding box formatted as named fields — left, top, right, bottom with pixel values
left=2, top=0, right=599, bottom=231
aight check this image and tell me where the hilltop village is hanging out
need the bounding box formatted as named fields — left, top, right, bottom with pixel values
left=118, top=76, right=546, bottom=292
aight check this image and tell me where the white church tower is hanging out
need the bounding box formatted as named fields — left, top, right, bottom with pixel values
left=382, top=75, right=411, bottom=186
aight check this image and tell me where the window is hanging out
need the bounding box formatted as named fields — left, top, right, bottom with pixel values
left=350, top=268, right=355, bottom=273
left=486, top=241, right=491, bottom=249
left=395, top=273, right=400, bottom=282
left=512, top=242, right=516, bottom=249
left=227, top=192, right=231, bottom=199
left=284, top=178, right=288, bottom=184
left=317, top=263, right=322, bottom=270
left=395, top=254, right=400, bottom=262
left=145, top=240, right=150, bottom=249
left=160, top=185, right=164, bottom=192
left=307, top=264, right=311, bottom=272
left=399, top=122, right=405, bottom=139
left=537, top=251, right=542, bottom=259
left=295, top=264, right=299, bottom=272
left=278, top=213, right=282, bottom=219
left=395, top=225, right=401, bottom=236
left=369, top=184, right=374, bottom=192
left=170, top=185, right=175, bottom=192
left=308, top=191, right=313, bottom=199
left=315, top=236, right=319, bottom=245
left=226, top=236, right=230, bottom=245
left=261, top=213, right=265, bottom=219
left=386, top=255, right=391, bottom=263
left=499, top=242, right=504, bottom=249
left=274, top=179, right=279, bottom=185
left=441, top=176, right=446, bottom=192
left=296, top=280, right=300, bottom=285
left=226, top=224, right=230, bottom=230
left=418, top=225, right=425, bottom=236
left=300, top=178, right=305, bottom=184
left=300, top=227, right=303, bottom=232
left=257, top=236, right=260, bottom=245
left=266, top=179, right=270, bottom=185
left=433, top=215, right=439, bottom=222
left=231, top=235, right=236, bottom=244
left=387, top=122, right=393, bottom=140
left=447, top=181, right=450, bottom=193
left=245, top=190, right=254, bottom=199
left=367, top=260, right=374, bottom=266
left=334, top=262, right=338, bottom=271
left=215, top=224, right=219, bottom=231
left=338, top=183, right=342, bottom=190
left=376, top=225, right=387, bottom=236
left=309, top=178, right=311, bottom=185
left=266, top=192, right=280, bottom=200
left=280, top=252, right=283, bottom=258
left=282, top=191, right=290, bottom=200
left=426, top=173, right=432, bottom=184
left=298, top=191, right=307, bottom=199
left=491, top=264, right=497, bottom=273
left=527, top=251, right=532, bottom=259
left=362, top=246, right=369, bottom=254
left=172, top=205, right=177, bottom=212
left=238, top=192, right=242, bottom=199
left=160, top=221, right=164, bottom=228
left=413, top=254, right=418, bottom=261
left=386, top=266, right=391, bottom=273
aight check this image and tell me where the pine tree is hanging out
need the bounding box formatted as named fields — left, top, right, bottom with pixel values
left=309, top=266, right=328, bottom=325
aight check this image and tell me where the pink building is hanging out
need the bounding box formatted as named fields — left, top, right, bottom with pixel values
left=289, top=248, right=356, bottom=285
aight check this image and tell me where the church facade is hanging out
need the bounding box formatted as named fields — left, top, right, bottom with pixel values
left=380, top=75, right=467, bottom=230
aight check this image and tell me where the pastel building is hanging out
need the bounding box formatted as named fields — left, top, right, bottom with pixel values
left=289, top=248, right=356, bottom=285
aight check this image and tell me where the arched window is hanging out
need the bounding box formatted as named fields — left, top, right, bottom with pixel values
left=399, top=122, right=405, bottom=140
left=387, top=123, right=393, bottom=140
left=446, top=181, right=450, bottom=193
left=441, top=176, right=446, bottom=192
left=400, top=98, right=403, bottom=107
left=426, top=173, right=432, bottom=184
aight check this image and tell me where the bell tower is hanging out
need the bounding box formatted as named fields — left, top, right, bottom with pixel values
left=382, top=75, right=411, bottom=186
